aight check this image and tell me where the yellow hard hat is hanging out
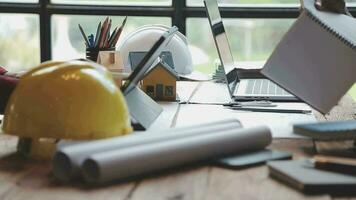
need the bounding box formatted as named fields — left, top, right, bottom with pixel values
left=2, top=60, right=132, bottom=158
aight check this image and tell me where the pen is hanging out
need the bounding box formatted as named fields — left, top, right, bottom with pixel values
left=78, top=24, right=90, bottom=47
left=88, top=34, right=95, bottom=48
left=223, top=101, right=276, bottom=107
left=226, top=107, right=312, bottom=114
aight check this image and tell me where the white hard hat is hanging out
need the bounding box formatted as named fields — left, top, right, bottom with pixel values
left=118, top=25, right=193, bottom=75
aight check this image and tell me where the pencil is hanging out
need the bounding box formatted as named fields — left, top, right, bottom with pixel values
left=99, top=17, right=109, bottom=48
left=104, top=19, right=112, bottom=48
left=227, top=107, right=311, bottom=114
left=111, top=16, right=127, bottom=47
left=94, top=22, right=102, bottom=48
left=78, top=24, right=90, bottom=47
left=107, top=27, right=117, bottom=47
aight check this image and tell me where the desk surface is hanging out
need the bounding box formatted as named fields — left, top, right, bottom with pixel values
left=0, top=83, right=355, bottom=200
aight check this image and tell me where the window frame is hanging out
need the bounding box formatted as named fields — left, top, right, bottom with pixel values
left=0, top=0, right=355, bottom=63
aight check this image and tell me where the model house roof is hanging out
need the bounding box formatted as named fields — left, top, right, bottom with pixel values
left=144, top=60, right=179, bottom=80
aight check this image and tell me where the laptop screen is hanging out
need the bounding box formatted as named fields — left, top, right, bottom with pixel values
left=204, top=0, right=239, bottom=96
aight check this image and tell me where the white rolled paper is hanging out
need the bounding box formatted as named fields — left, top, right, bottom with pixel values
left=82, top=126, right=272, bottom=184
left=53, top=118, right=242, bottom=181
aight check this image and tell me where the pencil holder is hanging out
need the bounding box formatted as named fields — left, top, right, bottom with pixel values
left=96, top=50, right=125, bottom=87
left=86, top=47, right=115, bottom=62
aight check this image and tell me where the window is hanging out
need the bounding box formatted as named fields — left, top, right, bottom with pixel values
left=165, top=86, right=174, bottom=96
left=188, top=0, right=356, bottom=6
left=0, top=1, right=355, bottom=104
left=146, top=85, right=155, bottom=97
left=0, top=0, right=37, bottom=2
left=51, top=0, right=171, bottom=6
left=51, top=15, right=170, bottom=60
left=187, top=18, right=294, bottom=73
left=0, top=13, right=40, bottom=72
left=0, top=0, right=355, bottom=75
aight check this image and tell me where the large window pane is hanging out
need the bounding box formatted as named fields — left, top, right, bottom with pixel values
left=51, top=0, right=171, bottom=6
left=0, top=0, right=37, bottom=2
left=187, top=18, right=294, bottom=74
left=187, top=0, right=299, bottom=7
left=52, top=15, right=171, bottom=60
left=188, top=0, right=356, bottom=6
left=347, top=0, right=356, bottom=5
left=0, top=14, right=40, bottom=72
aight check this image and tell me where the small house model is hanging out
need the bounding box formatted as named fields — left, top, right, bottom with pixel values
left=142, top=60, right=179, bottom=101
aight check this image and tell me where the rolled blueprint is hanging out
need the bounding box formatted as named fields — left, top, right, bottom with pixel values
left=82, top=126, right=272, bottom=184
left=53, top=118, right=242, bottom=181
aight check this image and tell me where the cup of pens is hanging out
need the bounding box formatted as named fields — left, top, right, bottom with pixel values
left=79, top=17, right=127, bottom=62
left=86, top=47, right=115, bottom=62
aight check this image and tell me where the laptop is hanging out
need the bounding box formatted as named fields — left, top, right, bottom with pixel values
left=204, top=0, right=299, bottom=101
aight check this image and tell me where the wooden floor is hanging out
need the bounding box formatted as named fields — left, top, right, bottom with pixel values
left=0, top=95, right=355, bottom=200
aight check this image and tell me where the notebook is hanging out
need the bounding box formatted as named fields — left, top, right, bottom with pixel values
left=293, top=120, right=356, bottom=140
left=261, top=0, right=356, bottom=114
left=268, top=160, right=356, bottom=194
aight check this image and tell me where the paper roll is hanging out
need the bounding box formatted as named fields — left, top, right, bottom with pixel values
left=53, top=118, right=241, bottom=181
left=82, top=126, right=272, bottom=184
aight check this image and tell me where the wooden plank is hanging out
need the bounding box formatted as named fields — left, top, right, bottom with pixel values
left=129, top=167, right=210, bottom=200
left=0, top=164, right=136, bottom=200
left=0, top=135, right=136, bottom=200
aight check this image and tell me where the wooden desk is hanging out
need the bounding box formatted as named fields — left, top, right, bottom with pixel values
left=0, top=91, right=355, bottom=199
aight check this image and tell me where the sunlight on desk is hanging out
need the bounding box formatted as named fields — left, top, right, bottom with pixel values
left=348, top=84, right=356, bottom=101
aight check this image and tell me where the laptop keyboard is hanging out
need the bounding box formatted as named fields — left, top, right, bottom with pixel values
left=246, top=79, right=290, bottom=95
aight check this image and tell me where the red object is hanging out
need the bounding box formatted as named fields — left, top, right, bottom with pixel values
left=0, top=67, right=7, bottom=75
